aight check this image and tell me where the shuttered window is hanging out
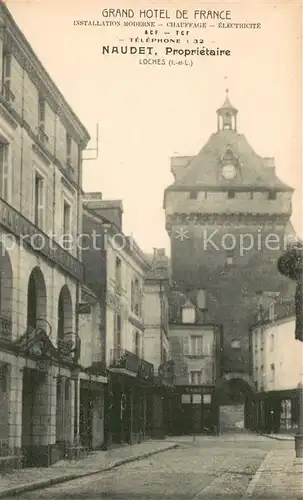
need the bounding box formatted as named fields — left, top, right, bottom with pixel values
left=0, top=143, right=9, bottom=201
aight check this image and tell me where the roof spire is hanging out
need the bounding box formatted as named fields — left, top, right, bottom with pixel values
left=216, top=85, right=238, bottom=132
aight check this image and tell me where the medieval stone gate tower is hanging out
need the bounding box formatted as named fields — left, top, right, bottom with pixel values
left=164, top=92, right=295, bottom=414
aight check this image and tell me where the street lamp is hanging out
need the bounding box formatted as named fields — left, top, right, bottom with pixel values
left=277, top=240, right=303, bottom=458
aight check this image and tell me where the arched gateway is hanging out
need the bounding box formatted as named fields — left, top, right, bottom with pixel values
left=214, top=373, right=256, bottom=432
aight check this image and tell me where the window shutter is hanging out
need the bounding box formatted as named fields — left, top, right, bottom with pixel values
left=131, top=281, right=135, bottom=311
left=0, top=145, right=9, bottom=201
left=38, top=178, right=45, bottom=229
left=71, top=139, right=79, bottom=172
left=3, top=54, right=11, bottom=101
left=183, top=335, right=189, bottom=355
left=116, top=314, right=121, bottom=348
left=4, top=54, right=11, bottom=79
left=198, top=336, right=203, bottom=354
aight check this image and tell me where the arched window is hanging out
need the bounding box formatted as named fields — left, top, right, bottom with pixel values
left=0, top=247, right=13, bottom=338
left=57, top=285, right=73, bottom=340
left=27, top=267, right=47, bottom=330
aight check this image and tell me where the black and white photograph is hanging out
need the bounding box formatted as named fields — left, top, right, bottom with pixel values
left=0, top=0, right=301, bottom=498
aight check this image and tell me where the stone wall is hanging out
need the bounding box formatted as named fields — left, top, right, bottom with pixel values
left=169, top=221, right=292, bottom=374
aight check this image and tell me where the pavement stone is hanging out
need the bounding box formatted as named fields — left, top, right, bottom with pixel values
left=0, top=440, right=178, bottom=498
left=17, top=435, right=271, bottom=499
left=0, top=435, right=302, bottom=499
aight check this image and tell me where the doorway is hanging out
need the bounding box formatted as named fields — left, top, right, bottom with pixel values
left=80, top=387, right=93, bottom=449
left=22, top=368, right=48, bottom=467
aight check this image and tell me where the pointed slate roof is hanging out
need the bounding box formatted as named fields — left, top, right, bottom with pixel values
left=166, top=129, right=292, bottom=191
left=217, top=92, right=237, bottom=112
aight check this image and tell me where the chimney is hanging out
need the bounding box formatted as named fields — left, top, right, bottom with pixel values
left=256, top=290, right=279, bottom=313
left=83, top=192, right=123, bottom=230
left=196, top=289, right=206, bottom=310
left=263, top=157, right=275, bottom=172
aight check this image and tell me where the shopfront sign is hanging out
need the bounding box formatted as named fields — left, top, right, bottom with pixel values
left=177, top=385, right=214, bottom=395
left=0, top=198, right=83, bottom=281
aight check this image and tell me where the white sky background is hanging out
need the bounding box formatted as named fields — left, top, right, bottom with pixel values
left=6, top=0, right=302, bottom=253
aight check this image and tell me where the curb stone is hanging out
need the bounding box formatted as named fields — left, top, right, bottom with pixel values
left=241, top=451, right=272, bottom=499
left=0, top=444, right=179, bottom=498
left=257, top=433, right=294, bottom=441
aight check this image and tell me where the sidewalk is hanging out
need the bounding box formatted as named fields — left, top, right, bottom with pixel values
left=0, top=439, right=178, bottom=498
left=242, top=449, right=303, bottom=498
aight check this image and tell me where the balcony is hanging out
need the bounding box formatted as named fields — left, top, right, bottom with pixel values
left=0, top=315, right=12, bottom=339
left=83, top=361, right=106, bottom=377
left=109, top=348, right=154, bottom=382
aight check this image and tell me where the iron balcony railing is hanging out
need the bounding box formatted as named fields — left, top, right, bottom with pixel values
left=110, top=347, right=154, bottom=381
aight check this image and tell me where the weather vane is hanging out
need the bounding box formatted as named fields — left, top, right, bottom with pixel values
left=224, top=76, right=229, bottom=96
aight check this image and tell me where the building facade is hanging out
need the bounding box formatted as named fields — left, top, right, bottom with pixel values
left=144, top=248, right=175, bottom=437
left=81, top=193, right=154, bottom=447
left=251, top=291, right=303, bottom=433
left=77, top=286, right=107, bottom=452
left=163, top=91, right=295, bottom=415
left=0, top=4, right=90, bottom=467
left=168, top=293, right=222, bottom=435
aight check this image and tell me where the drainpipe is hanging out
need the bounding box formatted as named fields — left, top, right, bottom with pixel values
left=74, top=147, right=83, bottom=445
left=159, top=278, right=165, bottom=438
left=102, top=224, right=109, bottom=450
left=159, top=279, right=164, bottom=365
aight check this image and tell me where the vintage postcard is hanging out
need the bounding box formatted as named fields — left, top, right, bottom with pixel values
left=0, top=0, right=301, bottom=498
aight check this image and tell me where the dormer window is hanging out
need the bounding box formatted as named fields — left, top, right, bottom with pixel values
left=181, top=302, right=196, bottom=324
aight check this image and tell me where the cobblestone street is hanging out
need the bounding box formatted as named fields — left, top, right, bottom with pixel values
left=11, top=434, right=301, bottom=500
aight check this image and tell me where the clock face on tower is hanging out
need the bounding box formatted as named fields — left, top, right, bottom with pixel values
left=222, top=164, right=236, bottom=180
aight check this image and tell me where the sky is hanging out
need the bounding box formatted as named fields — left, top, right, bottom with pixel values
left=5, top=0, right=302, bottom=253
